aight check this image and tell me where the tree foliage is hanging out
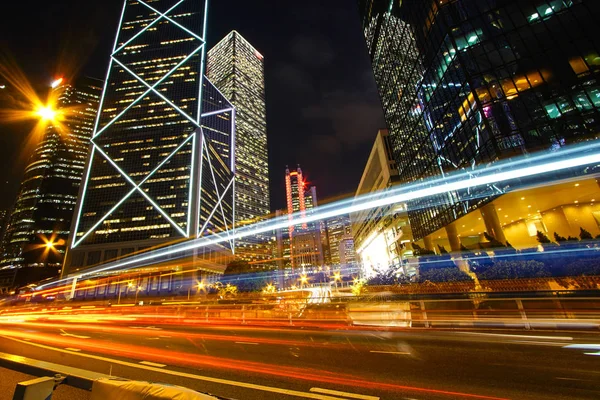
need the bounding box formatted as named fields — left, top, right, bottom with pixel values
left=478, top=260, right=550, bottom=280
left=536, top=231, right=552, bottom=244
left=580, top=227, right=593, bottom=241
left=418, top=267, right=472, bottom=283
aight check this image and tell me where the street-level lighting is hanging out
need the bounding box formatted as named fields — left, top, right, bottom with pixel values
left=36, top=105, right=57, bottom=121
left=45, top=241, right=55, bottom=250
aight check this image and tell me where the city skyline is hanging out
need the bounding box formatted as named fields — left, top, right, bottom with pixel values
left=0, top=0, right=385, bottom=213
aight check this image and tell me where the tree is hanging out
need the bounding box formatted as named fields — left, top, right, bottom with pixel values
left=366, top=266, right=398, bottom=286
left=483, top=232, right=505, bottom=248
left=554, top=232, right=567, bottom=243
left=438, top=245, right=449, bottom=254
left=580, top=227, right=593, bottom=241
left=567, top=236, right=580, bottom=242
left=224, top=260, right=252, bottom=275
left=536, top=230, right=552, bottom=244
left=412, top=243, right=435, bottom=256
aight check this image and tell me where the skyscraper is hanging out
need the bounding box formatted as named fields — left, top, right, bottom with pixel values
left=324, top=214, right=354, bottom=266
left=1, top=77, right=102, bottom=271
left=283, top=166, right=324, bottom=269
left=207, top=31, right=271, bottom=263
left=63, top=0, right=236, bottom=275
left=358, top=0, right=600, bottom=247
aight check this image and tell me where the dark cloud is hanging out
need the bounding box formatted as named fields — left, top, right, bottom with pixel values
left=290, top=34, right=335, bottom=68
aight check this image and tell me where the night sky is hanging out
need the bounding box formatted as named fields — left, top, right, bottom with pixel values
left=0, top=1, right=385, bottom=212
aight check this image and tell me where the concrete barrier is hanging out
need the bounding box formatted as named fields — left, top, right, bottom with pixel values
left=90, top=379, right=221, bottom=400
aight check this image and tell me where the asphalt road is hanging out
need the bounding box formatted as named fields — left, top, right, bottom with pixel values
left=0, top=320, right=599, bottom=400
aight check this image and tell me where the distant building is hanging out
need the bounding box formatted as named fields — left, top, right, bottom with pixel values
left=1, top=77, right=102, bottom=274
left=278, top=166, right=324, bottom=269
left=339, top=236, right=357, bottom=266
left=207, top=31, right=272, bottom=264
left=351, top=130, right=414, bottom=277
left=324, top=214, right=354, bottom=266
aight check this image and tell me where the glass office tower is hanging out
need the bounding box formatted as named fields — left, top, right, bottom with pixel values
left=207, top=31, right=272, bottom=263
left=64, top=0, right=236, bottom=274
left=0, top=77, right=101, bottom=270
left=358, top=0, right=600, bottom=241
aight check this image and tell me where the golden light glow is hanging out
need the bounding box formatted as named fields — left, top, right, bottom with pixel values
left=36, top=105, right=57, bottom=121
left=45, top=241, right=55, bottom=250
left=333, top=272, right=342, bottom=282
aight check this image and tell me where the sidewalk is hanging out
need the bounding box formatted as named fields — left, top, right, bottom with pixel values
left=0, top=367, right=89, bottom=400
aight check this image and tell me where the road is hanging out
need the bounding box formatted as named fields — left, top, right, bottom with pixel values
left=0, top=317, right=599, bottom=399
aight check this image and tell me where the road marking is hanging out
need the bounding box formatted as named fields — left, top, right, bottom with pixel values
left=59, top=329, right=90, bottom=339
left=65, top=348, right=81, bottom=352
left=564, top=344, right=600, bottom=350
left=235, top=342, right=259, bottom=345
left=584, top=351, right=600, bottom=356
left=555, top=377, right=583, bottom=381
left=3, top=336, right=351, bottom=400
left=457, top=332, right=572, bottom=341
left=310, top=387, right=380, bottom=400
left=370, top=350, right=410, bottom=355
left=140, top=361, right=166, bottom=367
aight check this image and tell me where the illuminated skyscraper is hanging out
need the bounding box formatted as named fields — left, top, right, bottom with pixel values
left=324, top=214, right=354, bottom=266
left=63, top=0, right=236, bottom=275
left=358, top=0, right=600, bottom=246
left=207, top=31, right=271, bottom=263
left=283, top=166, right=323, bottom=268
left=0, top=77, right=102, bottom=271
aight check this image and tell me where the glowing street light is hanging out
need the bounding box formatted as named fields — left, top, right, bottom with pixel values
left=45, top=241, right=55, bottom=250
left=300, top=274, right=308, bottom=288
left=36, top=105, right=57, bottom=121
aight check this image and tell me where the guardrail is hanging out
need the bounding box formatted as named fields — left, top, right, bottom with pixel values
left=2, top=294, right=599, bottom=331
left=0, top=352, right=228, bottom=399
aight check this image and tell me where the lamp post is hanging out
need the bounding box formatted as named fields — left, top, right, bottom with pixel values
left=134, top=286, right=142, bottom=305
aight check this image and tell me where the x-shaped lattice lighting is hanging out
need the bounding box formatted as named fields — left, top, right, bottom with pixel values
left=74, top=0, right=236, bottom=249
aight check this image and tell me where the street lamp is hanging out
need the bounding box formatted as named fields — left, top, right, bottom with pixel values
left=300, top=274, right=308, bottom=288
left=134, top=286, right=143, bottom=305
left=333, top=271, right=342, bottom=292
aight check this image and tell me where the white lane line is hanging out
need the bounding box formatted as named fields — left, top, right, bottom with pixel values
left=555, top=377, right=584, bottom=381
left=564, top=344, right=600, bottom=350
left=310, top=387, right=380, bottom=400
left=370, top=350, right=410, bottom=355
left=140, top=361, right=166, bottom=367
left=457, top=332, right=572, bottom=341
left=65, top=348, right=81, bottom=352
left=2, top=336, right=347, bottom=400
left=59, top=329, right=90, bottom=339
left=584, top=351, right=600, bottom=356
left=235, top=342, right=259, bottom=345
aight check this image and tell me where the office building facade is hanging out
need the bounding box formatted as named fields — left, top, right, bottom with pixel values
left=358, top=0, right=600, bottom=244
left=64, top=0, right=236, bottom=275
left=207, top=31, right=271, bottom=263
left=351, top=130, right=414, bottom=277
left=1, top=77, right=102, bottom=271
left=324, top=214, right=354, bottom=266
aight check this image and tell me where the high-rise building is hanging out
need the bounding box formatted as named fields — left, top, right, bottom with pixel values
left=351, top=130, right=414, bottom=277
left=207, top=31, right=271, bottom=263
left=324, top=214, right=354, bottom=266
left=63, top=0, right=236, bottom=276
left=1, top=77, right=102, bottom=273
left=282, top=166, right=324, bottom=269
left=358, top=0, right=600, bottom=249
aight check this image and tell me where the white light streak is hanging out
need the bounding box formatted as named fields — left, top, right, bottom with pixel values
left=36, top=143, right=600, bottom=289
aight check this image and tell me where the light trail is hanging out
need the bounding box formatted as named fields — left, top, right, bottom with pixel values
left=37, top=142, right=600, bottom=289
left=0, top=331, right=509, bottom=399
